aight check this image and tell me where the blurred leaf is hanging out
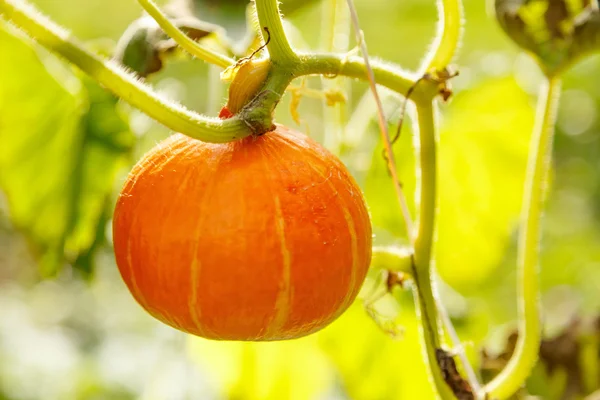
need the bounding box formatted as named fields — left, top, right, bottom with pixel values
left=188, top=333, right=334, bottom=400
left=187, top=0, right=321, bottom=37
left=436, top=78, right=533, bottom=291
left=481, top=317, right=600, bottom=398
left=65, top=78, right=134, bottom=276
left=317, top=303, right=435, bottom=400
left=187, top=302, right=436, bottom=400
left=0, top=27, right=133, bottom=277
left=187, top=0, right=250, bottom=41
left=0, top=27, right=82, bottom=275
left=365, top=78, right=534, bottom=292
left=364, top=121, right=418, bottom=245
left=72, top=196, right=112, bottom=277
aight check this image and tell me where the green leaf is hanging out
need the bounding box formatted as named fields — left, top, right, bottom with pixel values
left=363, top=121, right=418, bottom=245
left=187, top=303, right=435, bottom=400
left=189, top=0, right=249, bottom=39
left=188, top=332, right=334, bottom=400
left=365, top=78, right=534, bottom=292
left=436, top=78, right=533, bottom=292
left=0, top=27, right=82, bottom=275
left=0, top=26, right=133, bottom=277
left=65, top=78, right=134, bottom=276
left=187, top=0, right=321, bottom=38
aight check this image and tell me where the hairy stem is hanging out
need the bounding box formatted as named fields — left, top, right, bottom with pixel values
left=136, top=0, right=234, bottom=68
left=0, top=0, right=251, bottom=142
left=483, top=78, right=562, bottom=399
left=436, top=288, right=482, bottom=393
left=254, top=0, right=298, bottom=64
left=296, top=52, right=433, bottom=108
left=415, top=0, right=474, bottom=396
left=413, top=101, right=456, bottom=399
left=423, top=0, right=463, bottom=72
left=371, top=246, right=413, bottom=275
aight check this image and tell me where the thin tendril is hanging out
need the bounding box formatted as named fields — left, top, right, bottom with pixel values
left=344, top=0, right=415, bottom=242
left=237, top=26, right=272, bottom=64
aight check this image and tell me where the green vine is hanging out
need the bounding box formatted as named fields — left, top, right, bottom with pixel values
left=135, top=0, right=234, bottom=68
left=0, top=0, right=251, bottom=143
left=0, top=0, right=487, bottom=398
left=411, top=100, right=456, bottom=399
left=253, top=0, right=298, bottom=65
left=423, top=0, right=463, bottom=73
left=482, top=77, right=562, bottom=400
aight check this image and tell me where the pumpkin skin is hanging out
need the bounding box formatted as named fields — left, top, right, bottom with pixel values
left=112, top=125, right=372, bottom=341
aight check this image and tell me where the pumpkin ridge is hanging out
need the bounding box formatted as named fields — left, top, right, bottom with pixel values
left=267, top=193, right=293, bottom=338
left=305, top=162, right=360, bottom=317
left=257, top=140, right=293, bottom=338
left=187, top=144, right=229, bottom=339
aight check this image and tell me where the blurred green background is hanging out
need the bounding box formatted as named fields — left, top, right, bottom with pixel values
left=1, top=0, right=599, bottom=399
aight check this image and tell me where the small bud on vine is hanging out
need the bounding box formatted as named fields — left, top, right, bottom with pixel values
left=114, top=15, right=221, bottom=77
left=495, top=0, right=600, bottom=75
left=221, top=58, right=272, bottom=114
left=219, top=26, right=272, bottom=115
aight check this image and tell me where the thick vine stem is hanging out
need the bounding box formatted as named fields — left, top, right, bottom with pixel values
left=136, top=0, right=234, bottom=68
left=235, top=68, right=294, bottom=135
left=482, top=78, right=562, bottom=400
left=0, top=0, right=252, bottom=143
left=371, top=246, right=413, bottom=275
left=412, top=100, right=456, bottom=400
left=295, top=52, right=436, bottom=102
left=423, top=0, right=463, bottom=73
left=254, top=0, right=299, bottom=65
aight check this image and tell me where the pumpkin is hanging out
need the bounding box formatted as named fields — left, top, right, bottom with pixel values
left=113, top=125, right=372, bottom=341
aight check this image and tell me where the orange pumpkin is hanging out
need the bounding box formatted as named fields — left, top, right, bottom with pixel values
left=112, top=125, right=372, bottom=341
